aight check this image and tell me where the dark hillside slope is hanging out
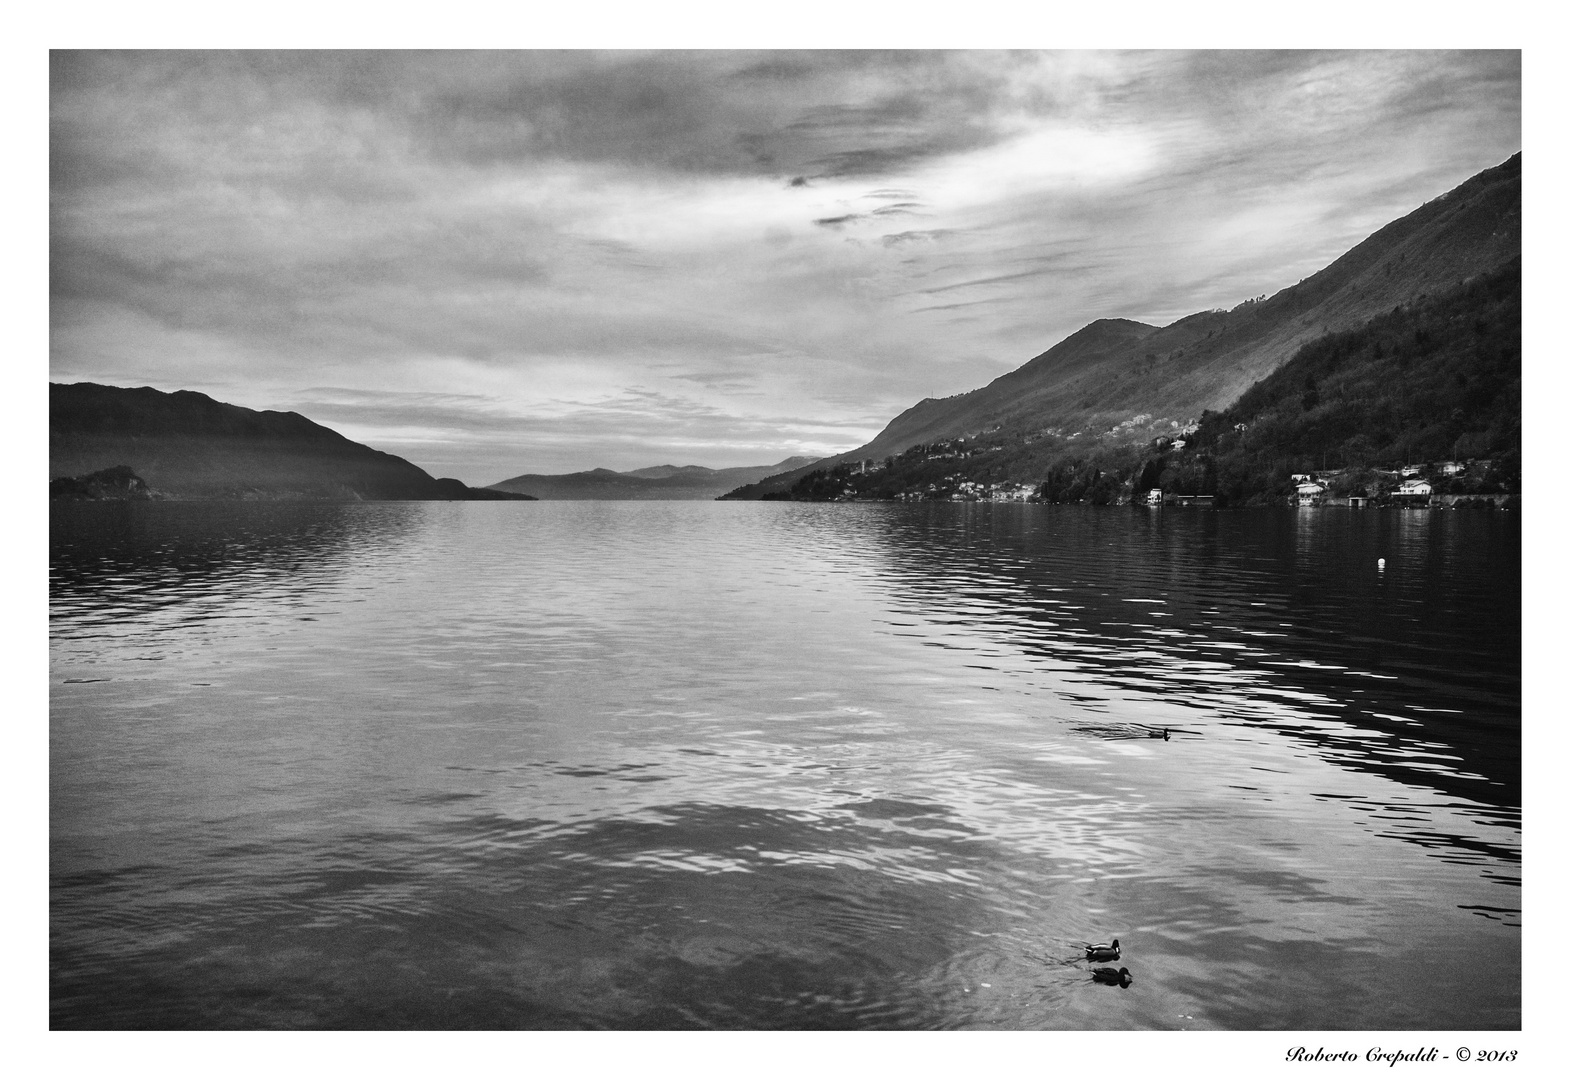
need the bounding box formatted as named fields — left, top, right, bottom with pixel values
left=1159, top=258, right=1520, bottom=503
left=51, top=382, right=531, bottom=500
left=724, top=153, right=1520, bottom=499
left=488, top=456, right=814, bottom=500
left=857, top=318, right=1160, bottom=460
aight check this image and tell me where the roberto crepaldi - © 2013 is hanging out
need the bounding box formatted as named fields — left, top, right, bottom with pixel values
left=1285, top=1047, right=1472, bottom=1065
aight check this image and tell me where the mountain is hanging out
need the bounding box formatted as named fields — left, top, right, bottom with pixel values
left=1152, top=258, right=1520, bottom=505
left=50, top=382, right=534, bottom=501
left=759, top=259, right=1520, bottom=508
left=622, top=464, right=713, bottom=480
left=724, top=153, right=1520, bottom=499
left=487, top=457, right=815, bottom=500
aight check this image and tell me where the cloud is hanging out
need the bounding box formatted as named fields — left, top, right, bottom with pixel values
left=880, top=229, right=953, bottom=247
left=872, top=202, right=925, bottom=216
left=668, top=368, right=761, bottom=392
left=910, top=297, right=1013, bottom=315
left=917, top=266, right=1081, bottom=295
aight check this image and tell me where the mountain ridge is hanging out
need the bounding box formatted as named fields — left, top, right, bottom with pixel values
left=50, top=382, right=533, bottom=501
left=488, top=457, right=815, bottom=500
left=723, top=153, right=1520, bottom=499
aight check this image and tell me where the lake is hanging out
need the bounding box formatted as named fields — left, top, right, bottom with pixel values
left=49, top=500, right=1520, bottom=1030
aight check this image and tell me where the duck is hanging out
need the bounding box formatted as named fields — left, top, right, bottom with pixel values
left=1084, top=938, right=1120, bottom=961
left=1091, top=966, right=1133, bottom=987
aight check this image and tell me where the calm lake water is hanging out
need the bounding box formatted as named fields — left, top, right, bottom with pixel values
left=50, top=501, right=1520, bottom=1030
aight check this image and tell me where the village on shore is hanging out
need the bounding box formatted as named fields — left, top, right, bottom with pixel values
left=802, top=444, right=1518, bottom=508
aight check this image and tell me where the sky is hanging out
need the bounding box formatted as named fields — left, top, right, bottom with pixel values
left=49, top=50, right=1521, bottom=483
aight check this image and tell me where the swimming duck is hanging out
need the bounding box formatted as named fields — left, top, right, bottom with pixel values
left=1084, top=939, right=1120, bottom=961
left=1091, top=966, right=1133, bottom=987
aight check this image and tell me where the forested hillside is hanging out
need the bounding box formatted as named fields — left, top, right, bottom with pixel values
left=768, top=260, right=1520, bottom=506
left=1151, top=259, right=1519, bottom=503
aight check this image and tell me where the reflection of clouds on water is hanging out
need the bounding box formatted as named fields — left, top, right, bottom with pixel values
left=50, top=502, right=1518, bottom=1029
left=52, top=793, right=1013, bottom=1028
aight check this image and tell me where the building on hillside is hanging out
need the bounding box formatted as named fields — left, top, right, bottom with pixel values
left=1295, top=481, right=1327, bottom=506
left=1393, top=478, right=1433, bottom=506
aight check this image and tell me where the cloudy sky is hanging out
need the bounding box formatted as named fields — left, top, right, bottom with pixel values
left=50, top=50, right=1520, bottom=482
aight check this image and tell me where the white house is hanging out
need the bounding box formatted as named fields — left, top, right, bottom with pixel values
left=1393, top=478, right=1433, bottom=506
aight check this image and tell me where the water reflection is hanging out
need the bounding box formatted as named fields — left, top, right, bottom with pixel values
left=50, top=502, right=1519, bottom=1030
left=853, top=507, right=1518, bottom=957
left=826, top=505, right=1518, bottom=815
left=51, top=792, right=1011, bottom=1028
left=51, top=501, right=429, bottom=641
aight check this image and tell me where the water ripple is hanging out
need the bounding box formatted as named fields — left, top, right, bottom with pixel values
left=51, top=501, right=1518, bottom=1029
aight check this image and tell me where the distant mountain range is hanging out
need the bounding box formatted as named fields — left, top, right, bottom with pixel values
left=487, top=458, right=816, bottom=500
left=50, top=382, right=532, bottom=501
left=723, top=153, right=1521, bottom=499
